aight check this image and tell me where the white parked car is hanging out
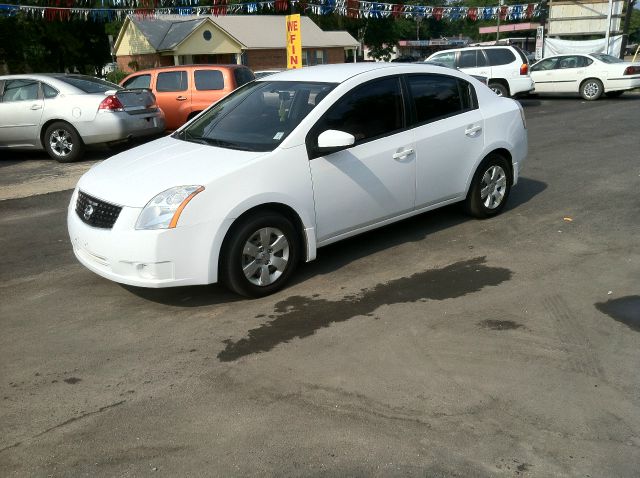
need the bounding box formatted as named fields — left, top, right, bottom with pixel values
left=0, top=74, right=165, bottom=162
left=68, top=63, right=528, bottom=297
left=529, top=53, right=640, bottom=100
left=426, top=45, right=535, bottom=98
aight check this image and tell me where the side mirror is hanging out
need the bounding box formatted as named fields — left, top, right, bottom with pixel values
left=317, top=129, right=355, bottom=149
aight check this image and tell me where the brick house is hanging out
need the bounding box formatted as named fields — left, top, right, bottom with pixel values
left=113, top=15, right=359, bottom=73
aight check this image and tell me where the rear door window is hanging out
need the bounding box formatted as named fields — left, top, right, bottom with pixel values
left=485, top=48, right=516, bottom=66
left=459, top=50, right=478, bottom=68
left=123, top=74, right=151, bottom=89
left=156, top=71, right=188, bottom=92
left=407, top=74, right=475, bottom=125
left=194, top=70, right=224, bottom=90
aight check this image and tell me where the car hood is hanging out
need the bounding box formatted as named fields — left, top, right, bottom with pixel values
left=77, top=136, right=268, bottom=207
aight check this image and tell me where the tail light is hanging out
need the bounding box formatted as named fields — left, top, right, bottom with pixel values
left=623, top=66, right=639, bottom=75
left=99, top=95, right=124, bottom=111
left=520, top=63, right=529, bottom=75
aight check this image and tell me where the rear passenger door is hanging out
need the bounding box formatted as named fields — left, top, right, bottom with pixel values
left=192, top=68, right=226, bottom=114
left=408, top=74, right=484, bottom=208
left=154, top=70, right=190, bottom=130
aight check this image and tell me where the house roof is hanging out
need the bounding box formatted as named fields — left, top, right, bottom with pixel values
left=130, top=17, right=206, bottom=51
left=128, top=15, right=359, bottom=52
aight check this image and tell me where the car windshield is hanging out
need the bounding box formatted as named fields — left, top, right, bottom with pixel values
left=56, top=75, right=122, bottom=93
left=590, top=53, right=624, bottom=64
left=176, top=80, right=336, bottom=152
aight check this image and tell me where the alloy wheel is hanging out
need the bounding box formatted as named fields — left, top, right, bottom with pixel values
left=49, top=129, right=74, bottom=158
left=480, top=165, right=507, bottom=209
left=241, top=227, right=290, bottom=287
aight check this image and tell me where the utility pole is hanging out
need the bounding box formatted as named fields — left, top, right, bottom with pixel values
left=604, top=0, right=614, bottom=54
left=496, top=0, right=504, bottom=42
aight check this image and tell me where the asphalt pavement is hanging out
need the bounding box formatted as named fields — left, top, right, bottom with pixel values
left=1, top=93, right=639, bottom=477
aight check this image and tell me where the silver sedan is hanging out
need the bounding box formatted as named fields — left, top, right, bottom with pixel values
left=0, top=74, right=165, bottom=162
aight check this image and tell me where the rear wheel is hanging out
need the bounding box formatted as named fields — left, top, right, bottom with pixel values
left=465, top=154, right=512, bottom=219
left=489, top=82, right=509, bottom=98
left=43, top=121, right=84, bottom=163
left=220, top=212, right=300, bottom=298
left=580, top=78, right=603, bottom=101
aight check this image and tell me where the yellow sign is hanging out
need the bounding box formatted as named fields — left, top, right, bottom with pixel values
left=286, top=14, right=302, bottom=69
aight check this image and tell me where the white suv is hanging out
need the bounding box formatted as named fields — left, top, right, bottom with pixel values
left=426, top=46, right=534, bottom=97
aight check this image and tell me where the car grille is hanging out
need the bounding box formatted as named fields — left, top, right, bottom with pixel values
left=75, top=191, right=122, bottom=229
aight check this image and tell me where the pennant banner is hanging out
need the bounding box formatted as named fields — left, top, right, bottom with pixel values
left=0, top=1, right=541, bottom=22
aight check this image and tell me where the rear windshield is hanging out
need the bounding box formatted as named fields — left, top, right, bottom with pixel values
left=234, top=68, right=256, bottom=87
left=590, top=53, right=624, bottom=64
left=56, top=75, right=121, bottom=93
left=512, top=46, right=530, bottom=65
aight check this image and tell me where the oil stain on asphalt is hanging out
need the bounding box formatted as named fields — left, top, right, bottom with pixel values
left=218, top=257, right=512, bottom=362
left=478, top=320, right=523, bottom=331
left=595, top=295, right=640, bottom=332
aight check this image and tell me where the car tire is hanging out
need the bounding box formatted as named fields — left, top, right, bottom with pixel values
left=220, top=211, right=300, bottom=298
left=580, top=78, right=604, bottom=101
left=465, top=154, right=512, bottom=219
left=605, top=91, right=624, bottom=98
left=43, top=121, right=84, bottom=163
left=489, top=82, right=509, bottom=98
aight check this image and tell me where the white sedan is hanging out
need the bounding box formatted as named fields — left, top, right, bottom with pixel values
left=0, top=74, right=165, bottom=162
left=530, top=53, right=640, bottom=100
left=68, top=63, right=528, bottom=297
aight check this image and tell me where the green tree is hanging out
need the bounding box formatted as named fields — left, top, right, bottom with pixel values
left=0, top=12, right=112, bottom=74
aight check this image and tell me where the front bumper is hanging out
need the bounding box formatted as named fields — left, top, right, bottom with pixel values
left=67, top=189, right=220, bottom=288
left=76, top=110, right=166, bottom=145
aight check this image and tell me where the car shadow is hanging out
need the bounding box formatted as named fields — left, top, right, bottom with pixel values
left=124, top=177, right=546, bottom=307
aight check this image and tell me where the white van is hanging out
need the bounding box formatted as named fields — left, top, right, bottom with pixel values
left=426, top=46, right=534, bottom=97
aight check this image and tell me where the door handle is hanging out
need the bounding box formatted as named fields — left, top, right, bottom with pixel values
left=465, top=125, right=482, bottom=137
left=176, top=96, right=187, bottom=101
left=30, top=104, right=43, bottom=110
left=392, top=148, right=414, bottom=160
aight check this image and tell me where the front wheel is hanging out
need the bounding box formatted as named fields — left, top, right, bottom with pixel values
left=580, top=79, right=603, bottom=101
left=43, top=121, right=84, bottom=162
left=465, top=154, right=512, bottom=219
left=220, top=212, right=300, bottom=298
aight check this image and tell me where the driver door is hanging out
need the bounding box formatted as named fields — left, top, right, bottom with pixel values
left=308, top=77, right=416, bottom=243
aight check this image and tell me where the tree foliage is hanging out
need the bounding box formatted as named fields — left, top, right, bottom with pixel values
left=0, top=13, right=114, bottom=74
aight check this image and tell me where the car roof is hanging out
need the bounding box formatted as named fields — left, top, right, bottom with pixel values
left=255, top=62, right=453, bottom=83
left=128, top=64, right=247, bottom=74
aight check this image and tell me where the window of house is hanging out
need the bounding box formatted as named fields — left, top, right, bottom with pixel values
left=156, top=71, right=188, bottom=92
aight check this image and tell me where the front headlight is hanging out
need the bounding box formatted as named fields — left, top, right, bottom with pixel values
left=135, top=185, right=204, bottom=230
